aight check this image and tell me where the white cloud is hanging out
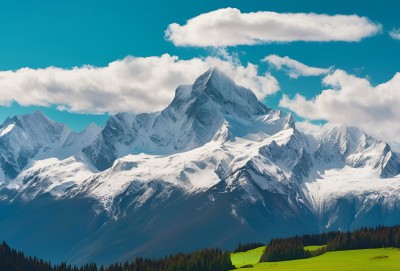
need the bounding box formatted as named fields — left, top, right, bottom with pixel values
left=389, top=28, right=400, bottom=40
left=296, top=121, right=328, bottom=137
left=263, top=55, right=331, bottom=79
left=0, top=54, right=279, bottom=114
left=280, top=70, right=400, bottom=144
left=165, top=8, right=382, bottom=47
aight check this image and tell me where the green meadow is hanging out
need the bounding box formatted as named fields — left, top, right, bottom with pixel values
left=231, top=246, right=266, bottom=268
left=231, top=247, right=400, bottom=271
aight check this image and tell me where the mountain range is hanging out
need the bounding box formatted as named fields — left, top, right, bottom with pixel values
left=0, top=68, right=400, bottom=265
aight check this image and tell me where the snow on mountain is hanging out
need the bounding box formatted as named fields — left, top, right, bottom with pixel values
left=0, top=123, right=15, bottom=137
left=70, top=68, right=302, bottom=210
left=0, top=68, right=399, bottom=264
left=83, top=112, right=157, bottom=170
left=74, top=123, right=298, bottom=211
left=0, top=111, right=72, bottom=179
left=62, top=122, right=102, bottom=158
left=313, top=126, right=400, bottom=177
left=305, top=166, right=400, bottom=230
left=83, top=68, right=272, bottom=171
left=3, top=156, right=94, bottom=201
left=84, top=69, right=274, bottom=170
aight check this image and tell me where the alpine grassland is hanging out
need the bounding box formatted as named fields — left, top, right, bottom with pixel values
left=231, top=247, right=400, bottom=271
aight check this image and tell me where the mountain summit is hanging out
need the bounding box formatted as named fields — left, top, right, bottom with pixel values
left=188, top=67, right=269, bottom=116
left=0, top=110, right=71, bottom=178
left=0, top=69, right=399, bottom=265
left=84, top=68, right=276, bottom=171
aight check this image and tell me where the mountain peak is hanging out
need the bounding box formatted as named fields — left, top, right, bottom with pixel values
left=5, top=110, right=70, bottom=143
left=11, top=110, right=51, bottom=127
left=83, top=122, right=102, bottom=135
left=191, top=67, right=230, bottom=95
left=189, top=68, right=270, bottom=118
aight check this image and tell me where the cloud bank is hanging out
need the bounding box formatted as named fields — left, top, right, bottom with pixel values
left=0, top=54, right=279, bottom=114
left=280, top=70, right=400, bottom=144
left=263, top=55, right=331, bottom=78
left=166, top=8, right=382, bottom=47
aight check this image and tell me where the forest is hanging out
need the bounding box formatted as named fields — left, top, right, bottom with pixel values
left=0, top=242, right=233, bottom=271
left=233, top=242, right=265, bottom=253
left=261, top=225, right=400, bottom=262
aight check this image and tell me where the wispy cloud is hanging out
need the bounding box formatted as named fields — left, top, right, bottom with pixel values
left=389, top=28, right=400, bottom=40
left=166, top=8, right=382, bottom=47
left=263, top=55, right=331, bottom=79
left=0, top=54, right=279, bottom=114
left=280, top=70, right=400, bottom=144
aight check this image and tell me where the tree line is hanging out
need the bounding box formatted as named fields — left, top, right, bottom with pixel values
left=0, top=242, right=234, bottom=271
left=233, top=242, right=265, bottom=253
left=260, top=225, right=400, bottom=262
left=260, top=237, right=310, bottom=262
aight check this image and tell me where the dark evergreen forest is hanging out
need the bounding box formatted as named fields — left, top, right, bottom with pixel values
left=261, top=225, right=400, bottom=262
left=0, top=242, right=233, bottom=271
left=233, top=242, right=265, bottom=253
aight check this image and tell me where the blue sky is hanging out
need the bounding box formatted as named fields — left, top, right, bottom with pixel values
left=0, top=0, right=399, bottom=137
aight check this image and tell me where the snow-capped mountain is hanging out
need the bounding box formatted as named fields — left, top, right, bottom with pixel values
left=0, top=111, right=71, bottom=179
left=0, top=68, right=399, bottom=265
left=313, top=126, right=399, bottom=177
left=83, top=68, right=272, bottom=171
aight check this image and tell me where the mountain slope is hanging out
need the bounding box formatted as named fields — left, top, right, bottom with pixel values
left=0, top=111, right=71, bottom=179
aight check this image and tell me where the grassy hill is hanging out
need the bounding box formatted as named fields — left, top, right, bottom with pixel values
left=231, top=247, right=265, bottom=268
left=231, top=247, right=400, bottom=271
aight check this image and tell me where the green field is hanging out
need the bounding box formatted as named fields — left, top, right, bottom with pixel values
left=231, top=246, right=265, bottom=268
left=231, top=247, right=400, bottom=270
